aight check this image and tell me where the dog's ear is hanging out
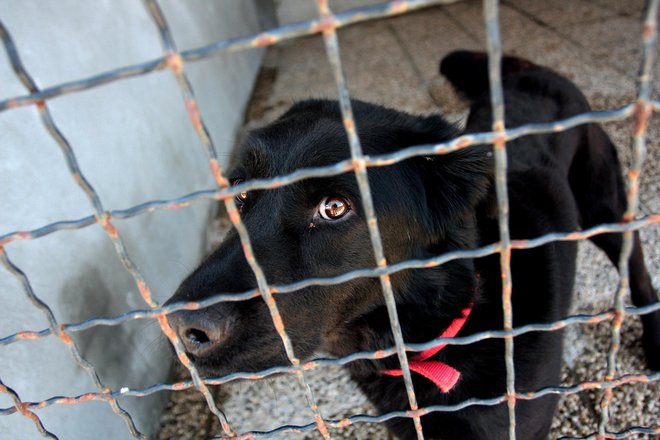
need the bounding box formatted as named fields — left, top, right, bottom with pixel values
left=394, top=115, right=493, bottom=240
left=419, top=145, right=493, bottom=239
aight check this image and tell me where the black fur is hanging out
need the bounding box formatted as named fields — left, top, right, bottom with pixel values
left=165, top=51, right=659, bottom=439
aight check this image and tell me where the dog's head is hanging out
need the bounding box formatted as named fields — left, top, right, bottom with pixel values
left=165, top=99, right=491, bottom=378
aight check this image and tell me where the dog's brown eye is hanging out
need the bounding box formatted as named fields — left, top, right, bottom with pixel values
left=232, top=179, right=248, bottom=203
left=319, top=196, right=351, bottom=220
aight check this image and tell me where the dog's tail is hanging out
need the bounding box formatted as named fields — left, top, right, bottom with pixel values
left=439, top=50, right=539, bottom=101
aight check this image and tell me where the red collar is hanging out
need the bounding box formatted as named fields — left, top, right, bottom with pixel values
left=381, top=302, right=473, bottom=393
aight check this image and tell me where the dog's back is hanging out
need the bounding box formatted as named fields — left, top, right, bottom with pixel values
left=443, top=49, right=660, bottom=368
left=355, top=53, right=629, bottom=439
left=441, top=52, right=658, bottom=372
left=400, top=51, right=660, bottom=440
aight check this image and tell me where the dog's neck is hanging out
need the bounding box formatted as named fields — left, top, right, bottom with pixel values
left=325, top=259, right=478, bottom=375
left=381, top=301, right=474, bottom=392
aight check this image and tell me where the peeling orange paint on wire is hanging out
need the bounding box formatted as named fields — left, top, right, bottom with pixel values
left=252, top=33, right=278, bottom=47
left=185, top=98, right=204, bottom=131
left=633, top=102, right=651, bottom=136
left=389, top=0, right=411, bottom=14
left=165, top=51, right=184, bottom=74
left=13, top=331, right=44, bottom=340
left=210, top=159, right=230, bottom=188
left=312, top=16, right=338, bottom=34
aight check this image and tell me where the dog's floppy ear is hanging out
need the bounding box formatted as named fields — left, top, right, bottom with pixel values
left=395, top=115, right=493, bottom=240
left=420, top=144, right=493, bottom=239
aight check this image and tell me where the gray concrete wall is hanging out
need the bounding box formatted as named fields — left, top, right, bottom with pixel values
left=276, top=0, right=387, bottom=24
left=0, top=0, right=272, bottom=438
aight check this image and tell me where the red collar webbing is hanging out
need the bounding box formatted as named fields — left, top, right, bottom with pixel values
left=381, top=302, right=473, bottom=393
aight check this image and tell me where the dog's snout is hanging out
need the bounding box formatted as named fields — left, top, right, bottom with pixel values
left=167, top=311, right=228, bottom=357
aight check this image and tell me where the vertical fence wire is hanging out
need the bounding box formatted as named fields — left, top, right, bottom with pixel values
left=597, top=0, right=659, bottom=438
left=315, top=0, right=426, bottom=438
left=0, top=20, right=145, bottom=440
left=140, top=1, right=332, bottom=437
left=482, top=1, right=516, bottom=439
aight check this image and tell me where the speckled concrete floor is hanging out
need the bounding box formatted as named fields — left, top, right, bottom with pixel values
left=158, top=0, right=659, bottom=438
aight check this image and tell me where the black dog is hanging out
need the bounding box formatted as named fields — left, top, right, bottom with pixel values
left=165, top=51, right=659, bottom=439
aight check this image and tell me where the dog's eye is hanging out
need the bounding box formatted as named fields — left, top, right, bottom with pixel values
left=318, top=196, right=351, bottom=220
left=232, top=179, right=248, bottom=203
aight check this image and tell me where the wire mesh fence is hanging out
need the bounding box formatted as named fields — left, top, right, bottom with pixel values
left=1, top=0, right=659, bottom=439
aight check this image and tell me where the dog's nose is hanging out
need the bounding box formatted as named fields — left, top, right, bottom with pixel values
left=166, top=311, right=227, bottom=357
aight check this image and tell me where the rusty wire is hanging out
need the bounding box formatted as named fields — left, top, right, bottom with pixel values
left=0, top=8, right=235, bottom=437
left=597, top=0, right=659, bottom=437
left=316, top=0, right=424, bottom=437
left=2, top=303, right=659, bottom=419
left=0, top=0, right=462, bottom=113
left=2, top=215, right=658, bottom=349
left=0, top=377, right=56, bottom=439
left=0, top=103, right=653, bottom=250
left=141, top=0, right=332, bottom=436
left=560, top=425, right=660, bottom=440
left=0, top=19, right=145, bottom=440
left=482, top=1, right=517, bottom=438
left=208, top=371, right=658, bottom=439
left=1, top=0, right=659, bottom=439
